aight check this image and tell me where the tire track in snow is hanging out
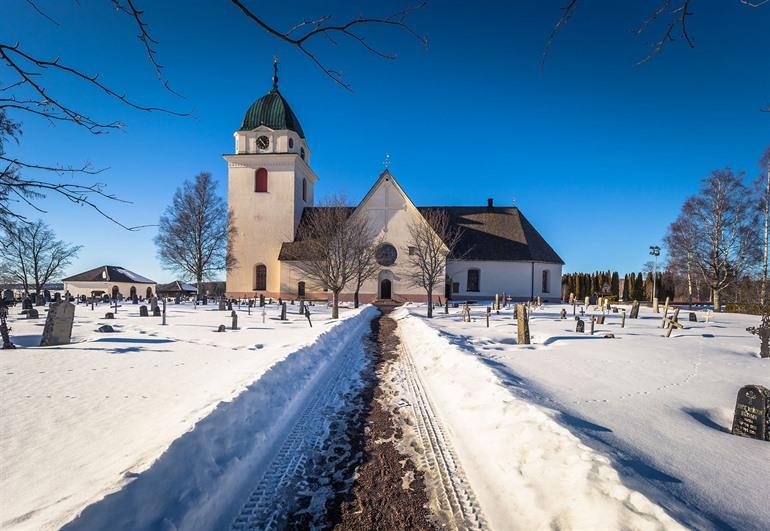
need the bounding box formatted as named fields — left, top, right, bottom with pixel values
left=397, top=331, right=488, bottom=531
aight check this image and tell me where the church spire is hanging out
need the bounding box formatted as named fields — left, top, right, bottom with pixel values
left=272, top=55, right=279, bottom=92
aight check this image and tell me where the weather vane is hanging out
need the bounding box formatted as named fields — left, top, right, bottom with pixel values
left=383, top=153, right=391, bottom=170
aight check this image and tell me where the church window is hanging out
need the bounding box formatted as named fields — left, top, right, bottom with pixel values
left=542, top=270, right=550, bottom=293
left=452, top=282, right=460, bottom=294
left=302, top=178, right=307, bottom=202
left=408, top=246, right=416, bottom=256
left=289, top=137, right=294, bottom=149
left=255, top=264, right=267, bottom=291
left=300, top=147, right=306, bottom=160
left=255, top=168, right=268, bottom=193
left=467, top=269, right=480, bottom=292
left=297, top=281, right=305, bottom=298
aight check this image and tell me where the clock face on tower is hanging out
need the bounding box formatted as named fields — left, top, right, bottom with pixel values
left=257, top=135, right=270, bottom=150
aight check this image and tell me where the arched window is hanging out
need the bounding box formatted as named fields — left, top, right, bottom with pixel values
left=111, top=285, right=120, bottom=299
left=255, top=264, right=267, bottom=291
left=297, top=281, right=305, bottom=298
left=467, top=269, right=480, bottom=292
left=300, top=147, right=306, bottom=160
left=302, top=178, right=307, bottom=202
left=542, top=270, right=550, bottom=293
left=288, top=137, right=294, bottom=149
left=255, top=168, right=268, bottom=193
left=146, top=287, right=153, bottom=299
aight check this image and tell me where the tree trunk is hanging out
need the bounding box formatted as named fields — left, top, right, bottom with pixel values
left=354, top=289, right=360, bottom=309
left=713, top=288, right=721, bottom=312
left=762, top=166, right=769, bottom=306
left=332, top=290, right=340, bottom=319
left=426, top=288, right=433, bottom=318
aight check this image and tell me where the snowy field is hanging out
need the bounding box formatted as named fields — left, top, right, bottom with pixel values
left=1, top=300, right=373, bottom=531
left=395, top=303, right=770, bottom=531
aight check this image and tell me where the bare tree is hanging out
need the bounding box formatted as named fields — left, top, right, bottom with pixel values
left=351, top=232, right=381, bottom=309
left=757, top=145, right=770, bottom=305
left=404, top=209, right=464, bottom=318
left=155, top=172, right=236, bottom=291
left=675, top=168, right=760, bottom=311
left=0, top=220, right=81, bottom=295
left=665, top=212, right=699, bottom=307
left=1, top=2, right=426, bottom=227
left=284, top=196, right=374, bottom=318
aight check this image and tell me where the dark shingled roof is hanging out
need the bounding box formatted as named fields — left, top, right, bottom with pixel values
left=157, top=281, right=198, bottom=294
left=63, top=266, right=155, bottom=284
left=278, top=206, right=563, bottom=264
left=240, top=89, right=305, bottom=138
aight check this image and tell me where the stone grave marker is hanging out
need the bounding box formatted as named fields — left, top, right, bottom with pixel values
left=21, top=296, right=32, bottom=313
left=216, top=324, right=226, bottom=333
left=621, top=309, right=626, bottom=328
left=2, top=289, right=13, bottom=302
left=560, top=308, right=567, bottom=319
left=660, top=297, right=670, bottom=327
left=218, top=299, right=226, bottom=311
left=152, top=306, right=161, bottom=317
left=689, top=312, right=698, bottom=322
left=150, top=296, right=158, bottom=312
left=97, top=325, right=115, bottom=333
left=281, top=302, right=287, bottom=320
left=105, top=312, right=114, bottom=319
left=629, top=300, right=640, bottom=319
left=746, top=314, right=770, bottom=359
left=486, top=306, right=491, bottom=327
left=231, top=310, right=238, bottom=330
left=102, top=294, right=110, bottom=303
left=596, top=315, right=605, bottom=325
left=664, top=308, right=683, bottom=337
left=612, top=307, right=619, bottom=313
left=139, top=305, right=149, bottom=317
left=731, top=384, right=769, bottom=441
left=516, top=304, right=530, bottom=345
left=259, top=294, right=265, bottom=307
left=576, top=319, right=585, bottom=333
left=35, top=294, right=45, bottom=306
left=27, top=308, right=39, bottom=319
left=132, top=294, right=138, bottom=304
left=39, top=301, right=75, bottom=346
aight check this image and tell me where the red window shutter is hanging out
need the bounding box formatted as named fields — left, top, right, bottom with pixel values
left=255, top=168, right=268, bottom=193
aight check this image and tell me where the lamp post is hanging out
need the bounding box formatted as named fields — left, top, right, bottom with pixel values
left=649, top=245, right=661, bottom=302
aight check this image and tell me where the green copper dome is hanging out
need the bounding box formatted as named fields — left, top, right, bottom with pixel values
left=240, top=89, right=305, bottom=138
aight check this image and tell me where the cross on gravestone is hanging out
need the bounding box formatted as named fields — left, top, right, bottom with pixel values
left=516, top=304, right=530, bottom=345
left=576, top=319, right=585, bottom=333
left=231, top=310, right=238, bottom=330
left=731, top=384, right=770, bottom=441
left=139, top=305, right=149, bottom=317
left=629, top=300, right=640, bottom=319
left=305, top=307, right=313, bottom=327
left=39, top=302, right=75, bottom=347
left=746, top=314, right=770, bottom=359
left=0, top=301, right=15, bottom=349
left=664, top=308, right=684, bottom=337
left=112, top=298, right=119, bottom=315
left=660, top=297, right=671, bottom=327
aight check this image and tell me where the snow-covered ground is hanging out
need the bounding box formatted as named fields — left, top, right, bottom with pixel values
left=395, top=303, right=770, bottom=531
left=1, top=300, right=374, bottom=531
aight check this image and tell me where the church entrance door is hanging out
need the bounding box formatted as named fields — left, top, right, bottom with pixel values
left=380, top=279, right=392, bottom=300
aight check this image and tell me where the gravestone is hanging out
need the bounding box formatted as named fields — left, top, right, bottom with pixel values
left=35, top=294, right=45, bottom=306
left=689, top=312, right=698, bottom=322
left=231, top=310, right=238, bottom=330
left=227, top=300, right=233, bottom=311
left=746, top=314, right=770, bottom=359
left=219, top=299, right=226, bottom=311
left=664, top=308, right=683, bottom=337
left=175, top=296, right=181, bottom=305
left=132, top=294, right=138, bottom=304
left=21, top=296, right=32, bottom=312
left=612, top=307, right=619, bottom=313
left=152, top=306, right=161, bottom=317
left=0, top=301, right=14, bottom=349
left=78, top=294, right=86, bottom=303
left=621, top=310, right=626, bottom=328
left=731, top=384, right=770, bottom=441
left=162, top=299, right=167, bottom=326
left=281, top=302, right=287, bottom=321
left=27, top=308, right=39, bottom=319
left=53, top=292, right=61, bottom=303
left=139, top=305, right=148, bottom=317
left=102, top=294, right=110, bottom=303
left=39, top=301, right=75, bottom=346
left=604, top=333, right=615, bottom=339
left=589, top=315, right=595, bottom=335
left=596, top=315, right=605, bottom=325
left=259, top=294, right=265, bottom=307
left=105, top=312, right=114, bottom=319
left=559, top=308, right=567, bottom=320
left=2, top=289, right=12, bottom=302
left=216, top=324, right=226, bottom=333
left=516, top=304, right=530, bottom=345
left=202, top=297, right=208, bottom=305
left=576, top=319, right=585, bottom=333
left=97, top=325, right=115, bottom=333
left=150, top=296, right=159, bottom=313
left=629, top=300, right=640, bottom=319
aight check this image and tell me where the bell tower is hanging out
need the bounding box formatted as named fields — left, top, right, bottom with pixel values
left=224, top=58, right=318, bottom=297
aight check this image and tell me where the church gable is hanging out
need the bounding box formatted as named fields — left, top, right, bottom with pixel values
left=353, top=170, right=427, bottom=240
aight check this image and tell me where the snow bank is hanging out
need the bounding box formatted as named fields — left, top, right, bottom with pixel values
left=0, top=302, right=375, bottom=531
left=395, top=306, right=686, bottom=531
left=398, top=303, right=770, bottom=530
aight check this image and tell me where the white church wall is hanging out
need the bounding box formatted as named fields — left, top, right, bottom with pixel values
left=446, top=260, right=562, bottom=302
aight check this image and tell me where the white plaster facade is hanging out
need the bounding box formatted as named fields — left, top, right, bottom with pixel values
left=63, top=281, right=156, bottom=299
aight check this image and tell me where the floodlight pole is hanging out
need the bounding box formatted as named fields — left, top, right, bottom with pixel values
left=649, top=245, right=661, bottom=302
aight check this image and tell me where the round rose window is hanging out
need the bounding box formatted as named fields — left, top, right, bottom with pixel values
left=375, top=243, right=397, bottom=266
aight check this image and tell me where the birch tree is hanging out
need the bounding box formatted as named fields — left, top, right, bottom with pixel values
left=757, top=145, right=770, bottom=305
left=0, top=220, right=81, bottom=295
left=405, top=209, right=464, bottom=318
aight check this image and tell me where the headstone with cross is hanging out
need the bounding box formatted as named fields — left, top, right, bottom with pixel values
left=660, top=297, right=670, bottom=327
left=664, top=307, right=684, bottom=337
left=731, top=384, right=770, bottom=441
left=746, top=313, right=770, bottom=358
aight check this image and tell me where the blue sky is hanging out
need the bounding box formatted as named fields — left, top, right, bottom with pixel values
left=3, top=0, right=769, bottom=282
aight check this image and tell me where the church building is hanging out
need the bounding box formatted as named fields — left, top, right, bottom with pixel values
left=225, top=63, right=564, bottom=303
